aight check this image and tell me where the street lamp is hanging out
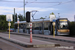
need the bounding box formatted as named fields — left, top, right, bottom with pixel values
left=14, top=8, right=15, bottom=23
left=58, top=13, right=60, bottom=18
left=24, top=0, right=28, bottom=21
left=24, top=0, right=25, bottom=21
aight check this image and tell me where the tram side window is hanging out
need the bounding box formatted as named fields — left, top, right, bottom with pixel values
left=34, top=27, right=40, bottom=30
left=44, top=22, right=49, bottom=30
left=19, top=24, right=23, bottom=29
left=34, top=23, right=41, bottom=30
left=15, top=24, right=17, bottom=29
left=39, top=23, right=42, bottom=30
left=44, top=28, right=48, bottom=30
left=48, top=22, right=53, bottom=31
left=23, top=24, right=26, bottom=29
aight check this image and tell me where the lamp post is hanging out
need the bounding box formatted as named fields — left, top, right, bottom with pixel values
left=58, top=13, right=60, bottom=18
left=24, top=0, right=25, bottom=20
left=14, top=8, right=15, bottom=23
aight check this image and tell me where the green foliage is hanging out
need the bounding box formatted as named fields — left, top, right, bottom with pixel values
left=0, top=15, right=8, bottom=31
left=40, top=17, right=45, bottom=19
left=18, top=14, right=23, bottom=21
left=49, top=12, right=56, bottom=18
left=50, top=12, right=54, bottom=15
left=10, top=21, right=14, bottom=28
left=0, top=14, right=26, bottom=32
left=0, top=15, right=14, bottom=32
left=18, top=14, right=26, bottom=21
left=69, top=21, right=75, bottom=35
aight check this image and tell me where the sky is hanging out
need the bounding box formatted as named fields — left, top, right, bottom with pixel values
left=0, top=0, right=75, bottom=21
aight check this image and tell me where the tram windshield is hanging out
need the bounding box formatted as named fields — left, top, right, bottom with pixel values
left=59, top=21, right=68, bottom=29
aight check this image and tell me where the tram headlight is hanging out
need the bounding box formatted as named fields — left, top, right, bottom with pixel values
left=67, top=30, right=70, bottom=32
left=58, top=30, right=61, bottom=32
left=58, top=29, right=70, bottom=32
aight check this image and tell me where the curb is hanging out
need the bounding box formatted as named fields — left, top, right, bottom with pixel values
left=0, top=37, right=60, bottom=48
left=32, top=35, right=75, bottom=43
left=3, top=32, right=75, bottom=43
left=0, top=37, right=33, bottom=48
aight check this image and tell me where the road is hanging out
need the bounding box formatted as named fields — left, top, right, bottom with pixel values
left=0, top=39, right=24, bottom=50
left=0, top=33, right=75, bottom=50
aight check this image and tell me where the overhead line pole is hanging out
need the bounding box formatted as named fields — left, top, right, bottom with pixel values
left=14, top=8, right=16, bottom=32
left=14, top=8, right=15, bottom=23
left=24, top=0, right=25, bottom=20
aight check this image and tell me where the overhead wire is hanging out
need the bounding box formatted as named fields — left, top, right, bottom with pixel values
left=0, top=1, right=23, bottom=2
left=0, top=0, right=73, bottom=15
left=28, top=0, right=73, bottom=19
left=32, top=0, right=73, bottom=11
left=0, top=1, right=60, bottom=3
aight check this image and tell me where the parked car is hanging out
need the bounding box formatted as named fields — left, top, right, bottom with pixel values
left=7, top=28, right=14, bottom=32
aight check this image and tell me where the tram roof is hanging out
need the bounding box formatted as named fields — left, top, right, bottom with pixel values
left=14, top=18, right=68, bottom=24
left=14, top=18, right=50, bottom=24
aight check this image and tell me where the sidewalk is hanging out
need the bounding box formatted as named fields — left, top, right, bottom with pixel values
left=10, top=32, right=75, bottom=43
left=0, top=33, right=60, bottom=48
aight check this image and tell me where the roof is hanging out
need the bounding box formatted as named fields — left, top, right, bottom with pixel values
left=14, top=18, right=68, bottom=24
left=14, top=18, right=50, bottom=24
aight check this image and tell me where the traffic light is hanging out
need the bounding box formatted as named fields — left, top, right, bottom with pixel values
left=26, top=11, right=31, bottom=22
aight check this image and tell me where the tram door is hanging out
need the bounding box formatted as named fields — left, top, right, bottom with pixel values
left=49, top=22, right=53, bottom=35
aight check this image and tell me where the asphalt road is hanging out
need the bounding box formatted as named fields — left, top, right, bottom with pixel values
left=0, top=39, right=73, bottom=50
left=0, top=39, right=24, bottom=50
left=0, top=33, right=75, bottom=50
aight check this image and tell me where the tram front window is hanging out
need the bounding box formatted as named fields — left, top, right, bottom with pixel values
left=59, top=21, right=68, bottom=29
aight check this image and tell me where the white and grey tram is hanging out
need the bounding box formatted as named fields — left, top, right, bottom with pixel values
left=14, top=18, right=70, bottom=35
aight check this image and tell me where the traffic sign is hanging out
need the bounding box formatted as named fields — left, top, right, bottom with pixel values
left=8, top=19, right=11, bottom=22
left=17, top=18, right=19, bottom=23
left=52, top=22, right=55, bottom=26
left=53, top=19, right=56, bottom=22
left=6, top=14, right=13, bottom=21
left=29, top=23, right=32, bottom=27
left=49, top=15, right=56, bottom=21
left=8, top=23, right=11, bottom=26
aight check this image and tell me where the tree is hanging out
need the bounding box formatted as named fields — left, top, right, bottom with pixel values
left=0, top=15, right=8, bottom=30
left=0, top=15, right=15, bottom=31
left=18, top=14, right=23, bottom=21
left=18, top=14, right=25, bottom=21
left=49, top=12, right=56, bottom=18
left=69, top=21, right=75, bottom=35
left=50, top=12, right=54, bottom=15
left=40, top=17, right=45, bottom=19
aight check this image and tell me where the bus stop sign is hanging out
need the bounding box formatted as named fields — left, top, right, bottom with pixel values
left=49, top=15, right=56, bottom=21
left=53, top=19, right=56, bottom=22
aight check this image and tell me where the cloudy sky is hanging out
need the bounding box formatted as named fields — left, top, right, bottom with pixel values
left=0, top=0, right=75, bottom=21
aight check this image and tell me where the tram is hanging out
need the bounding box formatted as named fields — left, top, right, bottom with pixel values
left=14, top=18, right=70, bottom=35
left=55, top=18, right=70, bottom=35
